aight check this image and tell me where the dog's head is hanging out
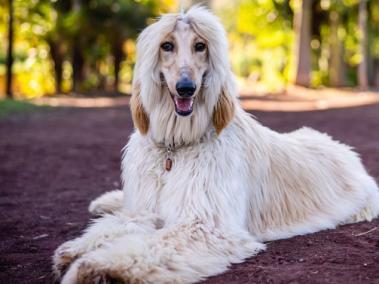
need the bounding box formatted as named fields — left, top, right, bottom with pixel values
left=131, top=6, right=237, bottom=145
left=159, top=17, right=208, bottom=117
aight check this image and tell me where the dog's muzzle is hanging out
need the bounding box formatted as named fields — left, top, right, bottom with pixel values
left=176, top=79, right=196, bottom=98
left=173, top=78, right=196, bottom=116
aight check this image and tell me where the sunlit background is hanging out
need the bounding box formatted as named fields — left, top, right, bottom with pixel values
left=0, top=0, right=378, bottom=99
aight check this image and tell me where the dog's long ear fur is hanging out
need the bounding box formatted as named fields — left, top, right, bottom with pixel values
left=130, top=81, right=149, bottom=134
left=186, top=9, right=236, bottom=135
left=212, top=89, right=235, bottom=135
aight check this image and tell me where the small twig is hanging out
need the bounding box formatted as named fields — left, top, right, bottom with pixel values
left=32, top=233, right=49, bottom=240
left=353, top=227, right=377, bottom=237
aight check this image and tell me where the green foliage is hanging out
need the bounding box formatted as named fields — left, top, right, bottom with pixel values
left=0, top=99, right=47, bottom=118
left=0, top=0, right=168, bottom=97
left=1, top=0, right=378, bottom=97
left=370, top=1, right=379, bottom=57
left=214, top=0, right=379, bottom=90
left=216, top=0, right=293, bottom=92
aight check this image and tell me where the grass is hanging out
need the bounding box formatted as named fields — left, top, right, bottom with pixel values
left=0, top=99, right=47, bottom=118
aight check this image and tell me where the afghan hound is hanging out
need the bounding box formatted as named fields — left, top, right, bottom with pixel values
left=53, top=6, right=379, bottom=283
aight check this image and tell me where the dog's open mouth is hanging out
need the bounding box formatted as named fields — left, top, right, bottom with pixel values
left=172, top=96, right=194, bottom=116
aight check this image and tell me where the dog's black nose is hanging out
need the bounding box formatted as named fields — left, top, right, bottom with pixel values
left=176, top=79, right=196, bottom=97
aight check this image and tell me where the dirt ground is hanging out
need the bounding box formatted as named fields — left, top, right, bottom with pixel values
left=0, top=102, right=379, bottom=284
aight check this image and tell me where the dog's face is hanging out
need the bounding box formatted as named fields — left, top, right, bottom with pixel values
left=158, top=19, right=209, bottom=117
left=131, top=7, right=236, bottom=141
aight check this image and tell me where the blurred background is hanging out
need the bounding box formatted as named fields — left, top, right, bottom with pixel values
left=0, top=0, right=378, bottom=99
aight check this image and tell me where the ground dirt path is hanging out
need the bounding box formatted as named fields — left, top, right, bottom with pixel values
left=1, top=104, right=378, bottom=283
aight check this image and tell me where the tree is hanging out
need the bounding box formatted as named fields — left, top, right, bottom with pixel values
left=6, top=0, right=14, bottom=98
left=294, top=0, right=312, bottom=87
left=368, top=0, right=379, bottom=88
left=71, top=0, right=85, bottom=93
left=45, top=1, right=71, bottom=94
left=48, top=40, right=65, bottom=94
left=328, top=3, right=346, bottom=87
left=83, top=0, right=157, bottom=92
left=358, top=0, right=368, bottom=90
left=112, top=39, right=124, bottom=92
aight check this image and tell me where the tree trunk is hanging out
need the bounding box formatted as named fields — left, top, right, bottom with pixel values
left=71, top=0, right=85, bottom=93
left=329, top=10, right=345, bottom=87
left=6, top=0, right=14, bottom=98
left=374, top=59, right=379, bottom=88
left=72, top=42, right=84, bottom=93
left=294, top=0, right=312, bottom=87
left=112, top=43, right=124, bottom=92
left=49, top=41, right=64, bottom=94
left=358, top=0, right=369, bottom=90
left=367, top=0, right=375, bottom=86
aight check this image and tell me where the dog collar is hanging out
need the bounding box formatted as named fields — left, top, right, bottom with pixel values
left=151, top=140, right=185, bottom=172
left=150, top=130, right=216, bottom=171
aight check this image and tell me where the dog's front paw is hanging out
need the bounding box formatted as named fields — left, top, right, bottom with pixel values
left=53, top=240, right=82, bottom=279
left=88, top=190, right=124, bottom=216
left=61, top=258, right=124, bottom=284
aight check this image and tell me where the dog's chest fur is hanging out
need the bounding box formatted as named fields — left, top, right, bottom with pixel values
left=121, top=130, right=249, bottom=228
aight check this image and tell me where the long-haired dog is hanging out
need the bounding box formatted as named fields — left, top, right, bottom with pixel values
left=53, top=6, right=379, bottom=283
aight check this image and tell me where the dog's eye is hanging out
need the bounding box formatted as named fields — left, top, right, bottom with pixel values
left=194, top=42, right=206, bottom=52
left=161, top=42, right=174, bottom=52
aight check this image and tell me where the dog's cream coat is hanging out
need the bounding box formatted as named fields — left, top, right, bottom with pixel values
left=54, top=7, right=379, bottom=284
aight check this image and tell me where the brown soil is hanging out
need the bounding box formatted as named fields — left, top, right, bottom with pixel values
left=0, top=103, right=378, bottom=284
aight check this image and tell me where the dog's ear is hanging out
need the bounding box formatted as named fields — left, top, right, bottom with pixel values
left=212, top=89, right=235, bottom=135
left=130, top=81, right=149, bottom=135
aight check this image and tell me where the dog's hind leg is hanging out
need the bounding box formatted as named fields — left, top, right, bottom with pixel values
left=61, top=220, right=265, bottom=284
left=345, top=177, right=379, bottom=224
left=88, top=190, right=124, bottom=216
left=347, top=192, right=379, bottom=224
left=53, top=211, right=161, bottom=279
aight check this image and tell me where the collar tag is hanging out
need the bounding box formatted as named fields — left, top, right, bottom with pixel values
left=165, top=145, right=173, bottom=171
left=165, top=157, right=173, bottom=171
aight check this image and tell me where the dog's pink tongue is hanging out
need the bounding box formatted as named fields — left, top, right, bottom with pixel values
left=174, top=97, right=193, bottom=112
